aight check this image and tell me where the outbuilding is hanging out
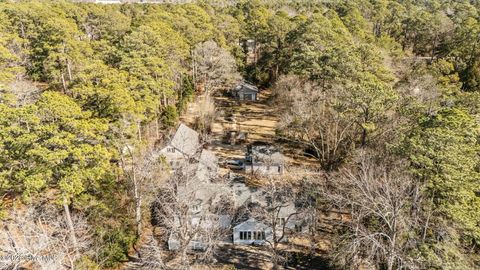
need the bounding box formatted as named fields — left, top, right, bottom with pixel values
left=245, top=144, right=285, bottom=175
left=233, top=82, right=259, bottom=101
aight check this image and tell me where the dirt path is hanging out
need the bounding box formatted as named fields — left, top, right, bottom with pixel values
left=210, top=89, right=278, bottom=161
left=181, top=88, right=319, bottom=173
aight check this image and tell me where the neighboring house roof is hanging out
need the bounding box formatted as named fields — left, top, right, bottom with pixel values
left=247, top=145, right=284, bottom=165
left=278, top=202, right=297, bottom=219
left=176, top=172, right=230, bottom=212
left=196, top=149, right=218, bottom=181
left=235, top=82, right=259, bottom=93
left=170, top=123, right=199, bottom=157
left=232, top=182, right=265, bottom=207
left=234, top=218, right=270, bottom=231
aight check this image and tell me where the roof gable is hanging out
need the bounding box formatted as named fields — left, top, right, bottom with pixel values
left=235, top=82, right=259, bottom=93
left=170, top=123, right=199, bottom=156
left=234, top=218, right=270, bottom=231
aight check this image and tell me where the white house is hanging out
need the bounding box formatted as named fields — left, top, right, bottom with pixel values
left=233, top=218, right=273, bottom=245
left=168, top=214, right=232, bottom=251
left=160, top=123, right=200, bottom=169
left=167, top=174, right=232, bottom=251
left=245, top=144, right=285, bottom=175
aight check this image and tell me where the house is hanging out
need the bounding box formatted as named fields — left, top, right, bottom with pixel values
left=233, top=82, right=259, bottom=101
left=167, top=172, right=232, bottom=251
left=274, top=203, right=310, bottom=237
left=167, top=184, right=232, bottom=251
left=231, top=181, right=265, bottom=208
left=160, top=123, right=200, bottom=169
left=245, top=144, right=285, bottom=175
left=168, top=214, right=232, bottom=251
left=195, top=149, right=218, bottom=182
left=233, top=218, right=273, bottom=245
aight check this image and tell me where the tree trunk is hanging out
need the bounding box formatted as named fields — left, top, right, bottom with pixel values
left=133, top=165, right=142, bottom=239
left=361, top=127, right=367, bottom=147
left=61, top=73, right=67, bottom=93
left=137, top=121, right=142, bottom=141
left=67, top=59, right=73, bottom=81
left=63, top=196, right=80, bottom=259
left=155, top=118, right=160, bottom=140
left=272, top=242, right=279, bottom=270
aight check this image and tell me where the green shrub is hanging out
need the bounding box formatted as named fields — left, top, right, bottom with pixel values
left=99, top=228, right=136, bottom=268
left=161, top=105, right=179, bottom=127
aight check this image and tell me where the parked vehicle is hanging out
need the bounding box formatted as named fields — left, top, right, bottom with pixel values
left=225, top=159, right=244, bottom=170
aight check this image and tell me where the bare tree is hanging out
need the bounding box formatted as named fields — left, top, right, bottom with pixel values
left=193, top=40, right=241, bottom=95
left=325, top=152, right=423, bottom=270
left=0, top=205, right=91, bottom=270
left=123, top=235, right=167, bottom=270
left=8, top=80, right=40, bottom=107
left=193, top=94, right=216, bottom=136
left=116, top=115, right=168, bottom=244
left=151, top=163, right=234, bottom=270
left=244, top=177, right=304, bottom=270
left=274, top=75, right=355, bottom=171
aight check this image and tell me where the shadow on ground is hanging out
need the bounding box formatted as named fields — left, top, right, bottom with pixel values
left=215, top=245, right=335, bottom=270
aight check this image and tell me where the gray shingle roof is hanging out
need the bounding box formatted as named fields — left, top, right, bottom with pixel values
left=234, top=218, right=270, bottom=231
left=196, top=149, right=219, bottom=182
left=248, top=145, right=284, bottom=165
left=235, top=82, right=259, bottom=93
left=170, top=123, right=199, bottom=156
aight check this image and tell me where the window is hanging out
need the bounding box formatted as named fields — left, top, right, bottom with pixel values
left=277, top=218, right=286, bottom=226
left=295, top=224, right=302, bottom=233
left=278, top=166, right=281, bottom=173
left=240, top=231, right=250, bottom=240
left=244, top=93, right=253, bottom=100
left=253, top=231, right=265, bottom=240
left=167, top=147, right=175, bottom=153
left=240, top=231, right=264, bottom=241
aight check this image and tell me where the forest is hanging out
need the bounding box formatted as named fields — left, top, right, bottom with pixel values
left=0, top=0, right=479, bottom=269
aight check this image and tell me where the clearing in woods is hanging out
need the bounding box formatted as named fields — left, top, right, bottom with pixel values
left=181, top=88, right=278, bottom=161
left=181, top=88, right=318, bottom=171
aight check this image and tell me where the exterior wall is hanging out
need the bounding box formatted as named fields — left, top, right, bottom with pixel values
left=237, top=90, right=257, bottom=101
left=168, top=236, right=207, bottom=251
left=168, top=235, right=180, bottom=250
left=245, top=164, right=283, bottom=175
left=233, top=227, right=273, bottom=245
left=160, top=145, right=187, bottom=169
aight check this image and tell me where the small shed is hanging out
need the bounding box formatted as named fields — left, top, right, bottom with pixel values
left=233, top=218, right=273, bottom=245
left=233, top=82, right=259, bottom=101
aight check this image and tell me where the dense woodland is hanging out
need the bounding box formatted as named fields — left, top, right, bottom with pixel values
left=0, top=0, right=479, bottom=269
